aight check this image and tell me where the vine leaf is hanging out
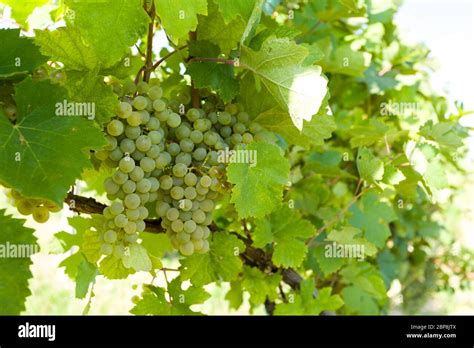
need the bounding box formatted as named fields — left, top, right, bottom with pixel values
left=419, top=120, right=463, bottom=149
left=156, top=0, right=208, bottom=42
left=356, top=147, right=384, bottom=185
left=0, top=78, right=105, bottom=206
left=215, top=0, right=256, bottom=24
left=240, top=36, right=328, bottom=130
left=1, top=0, right=48, bottom=27
left=348, top=192, right=397, bottom=248
left=275, top=280, right=343, bottom=315
left=254, top=206, right=316, bottom=268
left=99, top=255, right=134, bottom=280
left=0, top=210, right=38, bottom=314
left=75, top=259, right=97, bottom=299
left=241, top=266, right=281, bottom=305
left=122, top=244, right=152, bottom=272
left=34, top=28, right=99, bottom=71
left=65, top=0, right=148, bottom=68
left=0, top=29, right=47, bottom=78
left=179, top=232, right=245, bottom=287
left=227, top=142, right=290, bottom=219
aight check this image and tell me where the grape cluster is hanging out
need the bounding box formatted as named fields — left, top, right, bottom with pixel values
left=96, top=79, right=262, bottom=257
left=6, top=188, right=60, bottom=223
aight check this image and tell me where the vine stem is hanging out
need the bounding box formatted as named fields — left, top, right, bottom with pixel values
left=187, top=57, right=236, bottom=65
left=150, top=45, right=187, bottom=71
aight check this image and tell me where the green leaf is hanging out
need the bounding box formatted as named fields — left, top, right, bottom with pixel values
left=215, top=0, right=256, bottom=24
left=81, top=229, right=103, bottom=264
left=130, top=287, right=171, bottom=315
left=0, top=78, right=105, bottom=205
left=75, top=259, right=97, bottom=299
left=225, top=281, right=244, bottom=310
left=34, top=28, right=99, bottom=71
left=349, top=119, right=392, bottom=148
left=349, top=192, right=397, bottom=248
left=241, top=37, right=328, bottom=130
left=66, top=0, right=149, bottom=67
left=241, top=266, right=281, bottom=305
left=341, top=285, right=379, bottom=315
left=1, top=0, right=49, bottom=27
left=187, top=64, right=238, bottom=102
left=122, top=244, right=152, bottom=272
left=382, top=164, right=406, bottom=186
left=197, top=0, right=246, bottom=53
left=180, top=232, right=245, bottom=287
left=66, top=70, right=119, bottom=124
left=54, top=216, right=88, bottom=252
left=156, top=0, right=208, bottom=42
left=0, top=29, right=47, bottom=78
left=0, top=210, right=37, bottom=314
left=313, top=245, right=346, bottom=275
left=356, top=147, right=384, bottom=185
left=254, top=206, right=316, bottom=268
left=275, top=280, right=343, bottom=315
left=320, top=42, right=371, bottom=77
left=227, top=142, right=290, bottom=219
left=140, top=232, right=174, bottom=258
left=419, top=120, right=463, bottom=149
left=99, top=254, right=134, bottom=280
left=167, top=277, right=211, bottom=314
left=254, top=107, right=335, bottom=149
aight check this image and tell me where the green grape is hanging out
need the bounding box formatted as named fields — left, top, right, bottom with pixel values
left=242, top=133, right=253, bottom=144
left=155, top=152, right=172, bottom=169
left=171, top=219, right=184, bottom=233
left=180, top=210, right=192, bottom=221
left=249, top=122, right=262, bottom=133
left=107, top=119, right=124, bottom=136
left=184, top=172, right=197, bottom=186
left=136, top=178, right=151, bottom=193
left=127, top=112, right=143, bottom=127
left=120, top=138, right=136, bottom=154
left=104, top=230, right=118, bottom=243
left=173, top=176, right=184, bottom=186
left=117, top=102, right=133, bottom=119
left=225, top=103, right=238, bottom=115
left=101, top=243, right=114, bottom=255
left=125, top=126, right=141, bottom=140
left=170, top=186, right=184, bottom=200
left=159, top=175, right=173, bottom=190
left=149, top=177, right=160, bottom=192
left=124, top=221, right=137, bottom=234
left=220, top=126, right=232, bottom=138
left=138, top=192, right=150, bottom=204
left=166, top=207, right=180, bottom=221
left=175, top=153, right=192, bottom=166
left=17, top=199, right=34, bottom=215
left=146, top=117, right=161, bottom=130
left=127, top=208, right=141, bottom=221
left=125, top=193, right=141, bottom=209
left=125, top=233, right=139, bottom=243
left=129, top=166, right=145, bottom=182
left=179, top=242, right=194, bottom=256
left=105, top=178, right=120, bottom=195
left=136, top=220, right=146, bottom=232
left=179, top=199, right=193, bottom=211
left=194, top=119, right=209, bottom=132
left=119, top=157, right=135, bottom=173
left=203, top=131, right=218, bottom=146
left=157, top=110, right=170, bottom=122
left=136, top=135, right=152, bottom=152
left=103, top=207, right=113, bottom=219
left=167, top=113, right=181, bottom=128
left=176, top=125, right=191, bottom=140
left=184, top=220, right=197, bottom=233
left=148, top=86, right=163, bottom=100
left=193, top=147, right=207, bottom=161
left=140, top=110, right=151, bottom=124
left=156, top=202, right=170, bottom=217
left=153, top=99, right=166, bottom=112
left=148, top=131, right=163, bottom=144
left=172, top=163, right=188, bottom=177
left=233, top=123, right=246, bottom=134
left=112, top=170, right=128, bottom=185
left=110, top=202, right=124, bottom=215
left=192, top=226, right=204, bottom=240
left=140, top=157, right=155, bottom=173
left=200, top=176, right=212, bottom=188
left=114, top=214, right=128, bottom=228
left=167, top=143, right=180, bottom=156
left=196, top=194, right=205, bottom=201
left=190, top=130, right=203, bottom=144
left=176, top=231, right=190, bottom=243
left=208, top=112, right=218, bottom=124
left=200, top=199, right=215, bottom=212
left=192, top=239, right=204, bottom=251
left=237, top=112, right=250, bottom=123
left=202, top=227, right=211, bottom=239
left=138, top=206, right=149, bottom=220
left=218, top=111, right=232, bottom=125
left=95, top=149, right=110, bottom=161
left=105, top=136, right=118, bottom=151
left=231, top=133, right=242, bottom=145
left=137, top=81, right=150, bottom=94
left=131, top=150, right=145, bottom=161
left=192, top=209, right=206, bottom=224
left=113, top=244, right=126, bottom=258
left=186, top=108, right=201, bottom=122
left=133, top=96, right=148, bottom=110
left=180, top=138, right=194, bottom=153
left=184, top=186, right=197, bottom=200
left=146, top=145, right=161, bottom=159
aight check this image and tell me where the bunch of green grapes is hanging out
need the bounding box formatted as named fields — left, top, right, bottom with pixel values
left=94, top=79, right=166, bottom=257
left=6, top=188, right=60, bottom=223
left=95, top=79, right=263, bottom=257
